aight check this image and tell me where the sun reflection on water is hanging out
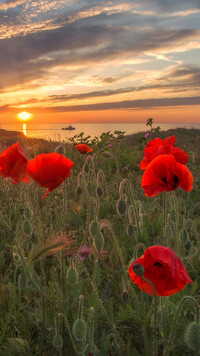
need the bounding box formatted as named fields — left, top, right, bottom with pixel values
left=22, top=123, right=27, bottom=136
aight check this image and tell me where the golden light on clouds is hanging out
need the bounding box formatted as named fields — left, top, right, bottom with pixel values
left=17, top=111, right=33, bottom=121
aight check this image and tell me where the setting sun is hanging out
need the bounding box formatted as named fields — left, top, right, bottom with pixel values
left=17, top=111, right=33, bottom=121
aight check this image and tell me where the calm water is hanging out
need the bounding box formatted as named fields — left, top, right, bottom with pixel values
left=1, top=122, right=200, bottom=141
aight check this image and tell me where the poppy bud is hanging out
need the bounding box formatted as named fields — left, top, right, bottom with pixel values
left=116, top=199, right=127, bottom=216
left=76, top=186, right=82, bottom=197
left=83, top=163, right=90, bottom=174
left=22, top=220, right=33, bottom=237
left=101, top=151, right=112, bottom=158
left=73, top=319, right=86, bottom=341
left=180, top=228, right=189, bottom=246
left=164, top=225, right=173, bottom=239
left=53, top=332, right=63, bottom=350
left=121, top=276, right=129, bottom=303
left=184, top=322, right=200, bottom=351
left=89, top=220, right=99, bottom=237
left=93, top=231, right=104, bottom=254
left=55, top=144, right=64, bottom=155
left=132, top=263, right=144, bottom=276
left=126, top=224, right=135, bottom=237
left=66, top=266, right=78, bottom=285
left=96, top=186, right=104, bottom=197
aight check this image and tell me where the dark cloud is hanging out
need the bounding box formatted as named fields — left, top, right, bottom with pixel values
left=135, top=0, right=200, bottom=12
left=42, top=96, right=200, bottom=111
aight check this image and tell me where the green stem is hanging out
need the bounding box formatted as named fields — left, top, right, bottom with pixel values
left=172, top=193, right=179, bottom=254
left=141, top=276, right=158, bottom=356
left=163, top=296, right=199, bottom=356
left=119, top=179, right=141, bottom=238
left=163, top=192, right=166, bottom=232
left=80, top=258, right=126, bottom=352
left=0, top=265, right=19, bottom=346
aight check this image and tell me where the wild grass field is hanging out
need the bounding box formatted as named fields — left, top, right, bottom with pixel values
left=0, top=127, right=200, bottom=356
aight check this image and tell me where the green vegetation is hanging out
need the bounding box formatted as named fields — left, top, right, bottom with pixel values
left=0, top=127, right=200, bottom=355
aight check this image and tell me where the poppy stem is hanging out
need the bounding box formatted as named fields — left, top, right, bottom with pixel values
left=141, top=276, right=158, bottom=356
left=172, top=192, right=179, bottom=254
left=163, top=191, right=167, bottom=232
left=119, top=179, right=141, bottom=238
left=79, top=258, right=127, bottom=352
left=163, top=296, right=199, bottom=356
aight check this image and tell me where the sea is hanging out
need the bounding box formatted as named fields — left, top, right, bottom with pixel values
left=0, top=122, right=200, bottom=142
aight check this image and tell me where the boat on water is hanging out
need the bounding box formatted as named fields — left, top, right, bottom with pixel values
left=62, top=124, right=75, bottom=130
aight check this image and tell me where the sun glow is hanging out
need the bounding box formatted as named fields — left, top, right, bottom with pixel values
left=17, top=111, right=33, bottom=121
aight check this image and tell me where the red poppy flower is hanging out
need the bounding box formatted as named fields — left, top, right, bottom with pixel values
left=27, top=153, right=74, bottom=198
left=140, top=136, right=189, bottom=169
left=142, top=154, right=193, bottom=197
left=129, top=245, right=193, bottom=296
left=75, top=144, right=93, bottom=154
left=0, top=142, right=29, bottom=184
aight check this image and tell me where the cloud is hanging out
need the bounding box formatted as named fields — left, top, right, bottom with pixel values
left=0, top=16, right=199, bottom=91
left=0, top=0, right=30, bottom=10
left=2, top=96, right=198, bottom=114
left=42, top=96, right=200, bottom=111
left=0, top=0, right=200, bottom=120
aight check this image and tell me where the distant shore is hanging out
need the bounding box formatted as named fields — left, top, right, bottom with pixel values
left=0, top=128, right=24, bottom=137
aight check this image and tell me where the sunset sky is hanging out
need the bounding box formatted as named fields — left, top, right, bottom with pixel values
left=0, top=0, right=200, bottom=124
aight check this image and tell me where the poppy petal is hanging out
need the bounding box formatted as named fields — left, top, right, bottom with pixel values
left=141, top=154, right=193, bottom=196
left=0, top=142, right=28, bottom=184
left=27, top=153, right=74, bottom=198
left=173, top=147, right=189, bottom=165
left=129, top=245, right=193, bottom=296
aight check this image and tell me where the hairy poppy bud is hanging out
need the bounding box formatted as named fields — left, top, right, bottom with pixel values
left=83, top=163, right=90, bottom=174
left=93, top=231, right=104, bottom=254
left=73, top=319, right=86, bottom=341
left=116, top=199, right=127, bottom=216
left=67, top=266, right=78, bottom=285
left=76, top=186, right=82, bottom=197
left=164, top=225, right=173, bottom=239
left=126, top=224, right=135, bottom=237
left=55, top=144, right=64, bottom=155
left=180, top=228, right=189, bottom=246
left=132, top=263, right=144, bottom=276
left=184, top=322, right=200, bottom=351
left=53, top=332, right=63, bottom=350
left=96, top=186, right=104, bottom=197
left=101, top=151, right=112, bottom=158
left=22, top=220, right=33, bottom=237
left=89, top=220, right=99, bottom=237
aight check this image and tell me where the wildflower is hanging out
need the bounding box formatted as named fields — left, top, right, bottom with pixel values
left=140, top=136, right=189, bottom=169
left=0, top=142, right=29, bottom=183
left=75, top=144, right=93, bottom=154
left=108, top=144, right=113, bottom=148
left=27, top=153, right=74, bottom=198
left=141, top=154, right=193, bottom=197
left=129, top=245, right=193, bottom=296
left=79, top=244, right=91, bottom=260
left=144, top=132, right=151, bottom=139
